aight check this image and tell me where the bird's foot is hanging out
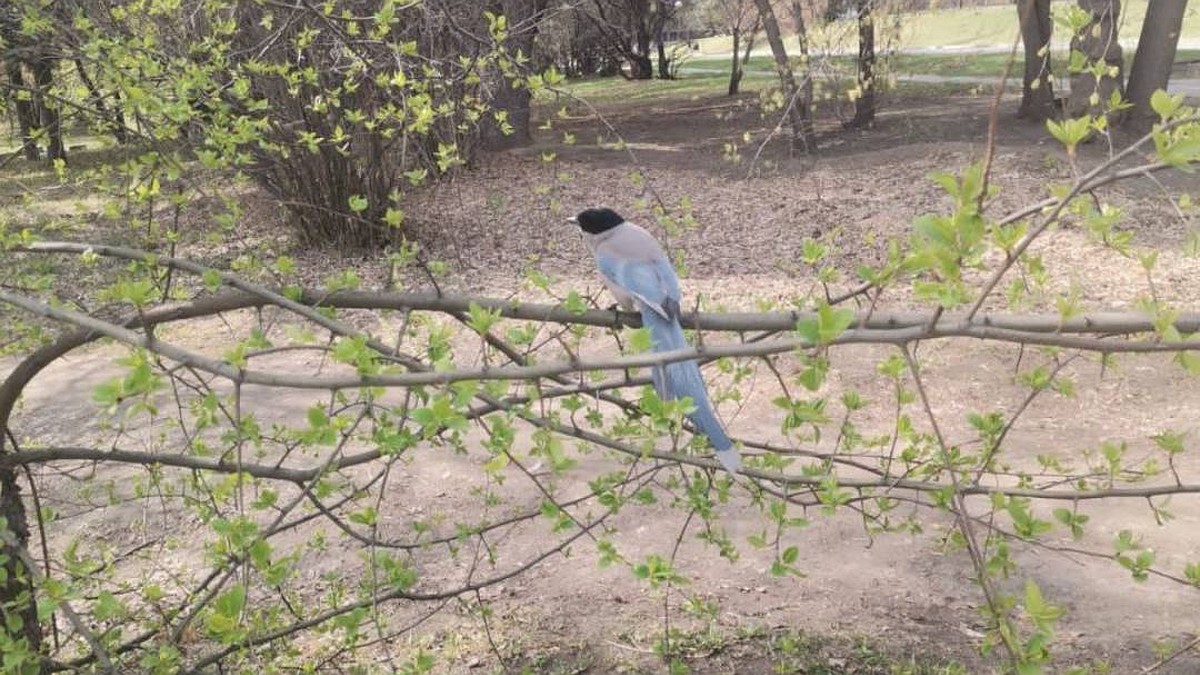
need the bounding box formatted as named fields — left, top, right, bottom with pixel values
left=607, top=303, right=624, bottom=327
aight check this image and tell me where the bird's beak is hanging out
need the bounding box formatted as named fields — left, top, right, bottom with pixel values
left=566, top=216, right=578, bottom=225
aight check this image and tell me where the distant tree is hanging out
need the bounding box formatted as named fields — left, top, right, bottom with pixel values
left=481, top=0, right=552, bottom=150
left=848, top=0, right=876, bottom=128
left=753, top=0, right=815, bottom=152
left=72, top=58, right=129, bottom=144
left=1124, top=0, right=1189, bottom=131
left=789, top=1, right=807, bottom=33
left=582, top=0, right=655, bottom=78
left=1016, top=0, right=1056, bottom=121
left=0, top=6, right=65, bottom=162
left=2, top=59, right=41, bottom=161
left=27, top=50, right=65, bottom=162
left=705, top=0, right=758, bottom=95
left=538, top=9, right=621, bottom=77
left=653, top=1, right=680, bottom=79
left=1067, top=0, right=1124, bottom=119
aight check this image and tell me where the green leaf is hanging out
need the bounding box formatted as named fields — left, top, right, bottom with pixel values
left=93, top=591, right=127, bottom=622
left=781, top=545, right=799, bottom=565
left=562, top=290, right=588, bottom=315
left=202, top=269, right=223, bottom=292
left=348, top=507, right=378, bottom=526
left=628, top=327, right=653, bottom=353
left=466, top=302, right=502, bottom=335
left=796, top=303, right=855, bottom=346
left=1149, top=90, right=1183, bottom=120
left=1157, top=134, right=1200, bottom=169
left=214, top=584, right=246, bottom=618
left=1046, top=116, right=1092, bottom=153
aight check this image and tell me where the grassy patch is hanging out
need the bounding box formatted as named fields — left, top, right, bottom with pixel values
left=547, top=73, right=980, bottom=115
left=683, top=49, right=1200, bottom=82
left=555, top=72, right=774, bottom=105
left=689, top=0, right=1200, bottom=54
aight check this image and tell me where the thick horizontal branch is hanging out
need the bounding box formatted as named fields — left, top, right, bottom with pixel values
left=13, top=241, right=1200, bottom=337
left=11, top=444, right=1200, bottom=503
left=4, top=289, right=1199, bottom=392
left=2, top=447, right=313, bottom=483
left=304, top=290, right=1200, bottom=336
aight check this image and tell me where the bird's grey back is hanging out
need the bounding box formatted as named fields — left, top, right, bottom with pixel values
left=589, top=222, right=667, bottom=263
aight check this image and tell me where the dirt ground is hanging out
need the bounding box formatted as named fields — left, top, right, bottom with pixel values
left=5, top=89, right=1200, bottom=673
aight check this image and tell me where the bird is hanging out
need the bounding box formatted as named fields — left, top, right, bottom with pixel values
left=568, top=207, right=741, bottom=474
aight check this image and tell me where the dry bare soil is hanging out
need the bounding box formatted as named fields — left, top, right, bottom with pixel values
left=7, top=89, right=1200, bottom=673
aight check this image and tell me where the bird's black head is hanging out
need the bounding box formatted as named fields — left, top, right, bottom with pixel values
left=570, top=208, right=625, bottom=234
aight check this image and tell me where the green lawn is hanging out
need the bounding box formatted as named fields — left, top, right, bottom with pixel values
left=552, top=72, right=981, bottom=109
left=680, top=49, right=1200, bottom=81
left=690, top=0, right=1200, bottom=55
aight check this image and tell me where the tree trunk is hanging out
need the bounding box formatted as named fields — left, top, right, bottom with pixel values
left=742, top=16, right=760, bottom=67
left=792, top=2, right=816, bottom=146
left=1068, top=0, right=1124, bottom=120
left=790, top=1, right=806, bottom=34
left=74, top=58, right=128, bottom=144
left=30, top=55, right=65, bottom=162
left=633, top=19, right=653, bottom=80
left=482, top=79, right=534, bottom=150
left=654, top=5, right=673, bottom=81
left=1124, top=0, right=1187, bottom=131
left=728, top=27, right=743, bottom=95
left=4, top=58, right=40, bottom=160
left=849, top=0, right=876, bottom=128
left=480, top=0, right=546, bottom=150
left=1016, top=0, right=1056, bottom=121
left=753, top=0, right=815, bottom=153
left=656, top=33, right=670, bottom=79
left=0, top=467, right=42, bottom=667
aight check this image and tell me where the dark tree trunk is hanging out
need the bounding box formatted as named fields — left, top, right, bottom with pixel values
left=1068, top=0, right=1124, bottom=120
left=74, top=58, right=128, bottom=144
left=631, top=53, right=652, bottom=79
left=652, top=12, right=672, bottom=79
left=849, top=0, right=876, bottom=128
left=1017, top=0, right=1056, bottom=120
left=792, top=2, right=815, bottom=145
left=0, top=467, right=42, bottom=666
left=753, top=0, right=815, bottom=153
left=30, top=55, right=65, bottom=162
left=790, top=1, right=806, bottom=34
left=4, top=58, right=40, bottom=160
left=728, top=27, right=743, bottom=95
left=1125, top=0, right=1187, bottom=131
left=632, top=17, right=653, bottom=80
left=480, top=0, right=546, bottom=150
left=742, top=16, right=760, bottom=67
left=482, top=80, right=534, bottom=150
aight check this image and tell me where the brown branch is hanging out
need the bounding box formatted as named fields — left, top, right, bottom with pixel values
left=6, top=289, right=1199, bottom=393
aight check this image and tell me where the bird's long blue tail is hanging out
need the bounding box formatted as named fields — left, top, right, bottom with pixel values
left=641, top=310, right=741, bottom=474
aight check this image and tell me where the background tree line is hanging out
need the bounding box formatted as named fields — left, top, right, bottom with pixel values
left=1, top=0, right=1194, bottom=250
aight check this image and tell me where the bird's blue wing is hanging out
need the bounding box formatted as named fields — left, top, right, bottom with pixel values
left=596, top=253, right=681, bottom=323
